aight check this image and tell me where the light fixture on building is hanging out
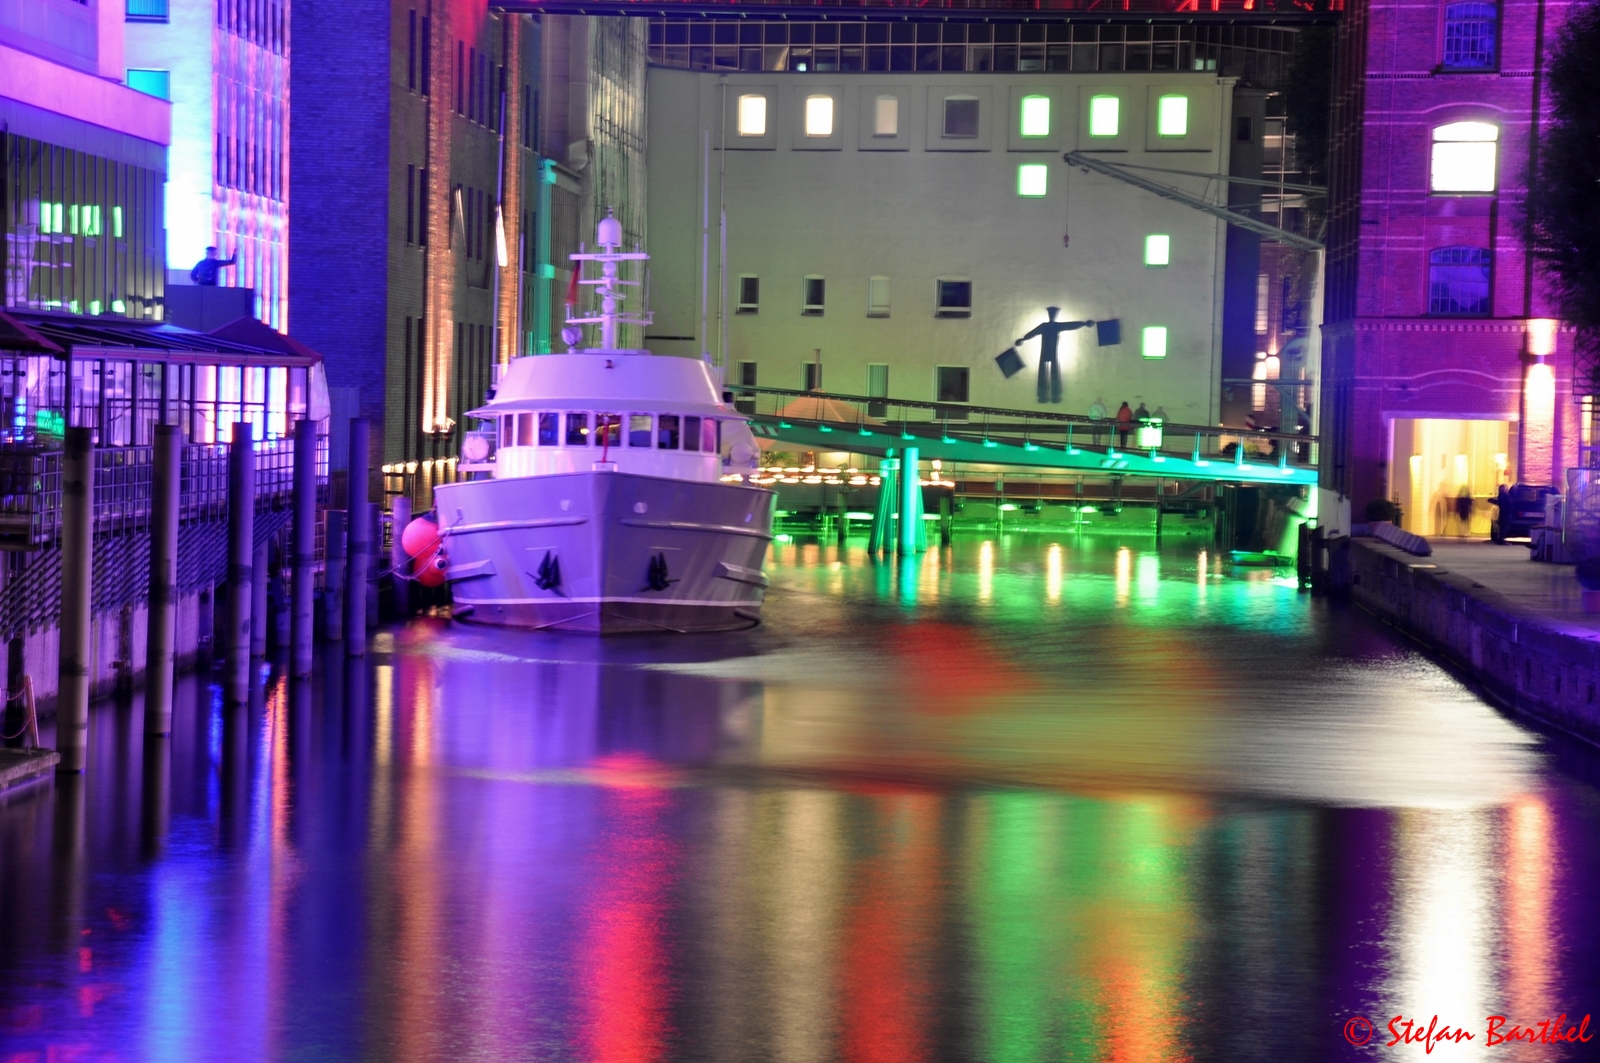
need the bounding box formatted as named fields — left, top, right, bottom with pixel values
left=1527, top=318, right=1558, bottom=358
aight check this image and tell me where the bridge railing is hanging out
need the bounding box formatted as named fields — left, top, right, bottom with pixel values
left=731, top=385, right=1315, bottom=470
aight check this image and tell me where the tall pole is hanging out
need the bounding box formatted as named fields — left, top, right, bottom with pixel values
left=56, top=427, right=93, bottom=773
left=225, top=422, right=254, bottom=704
left=899, top=446, right=920, bottom=555
left=390, top=494, right=411, bottom=619
left=145, top=424, right=180, bottom=736
left=291, top=419, right=317, bottom=676
left=536, top=159, right=553, bottom=352
left=344, top=419, right=369, bottom=654
left=323, top=509, right=345, bottom=642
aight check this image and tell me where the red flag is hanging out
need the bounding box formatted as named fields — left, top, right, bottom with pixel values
left=565, top=264, right=580, bottom=308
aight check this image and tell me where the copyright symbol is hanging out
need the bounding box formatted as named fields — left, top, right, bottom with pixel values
left=1344, top=1016, right=1374, bottom=1046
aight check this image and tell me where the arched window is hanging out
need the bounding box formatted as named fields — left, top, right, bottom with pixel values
left=1429, top=247, right=1492, bottom=315
left=1431, top=121, right=1498, bottom=193
left=1444, top=3, right=1498, bottom=71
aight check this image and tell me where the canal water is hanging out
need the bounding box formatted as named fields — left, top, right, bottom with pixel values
left=2, top=537, right=1599, bottom=1061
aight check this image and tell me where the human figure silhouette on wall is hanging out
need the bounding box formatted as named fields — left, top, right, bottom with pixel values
left=1016, top=307, right=1094, bottom=404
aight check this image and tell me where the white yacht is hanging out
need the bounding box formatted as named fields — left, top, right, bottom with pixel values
left=432, top=215, right=773, bottom=633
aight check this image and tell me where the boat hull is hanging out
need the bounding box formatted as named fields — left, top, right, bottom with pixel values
left=432, top=470, right=775, bottom=634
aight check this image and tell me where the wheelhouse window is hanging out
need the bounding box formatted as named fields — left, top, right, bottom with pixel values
left=628, top=414, right=653, bottom=447
left=596, top=414, right=621, bottom=448
left=1431, top=121, right=1499, bottom=193
left=565, top=412, right=589, bottom=445
left=516, top=413, right=534, bottom=446
left=1443, top=3, right=1498, bottom=71
left=684, top=415, right=702, bottom=451
left=537, top=412, right=559, bottom=445
left=1429, top=246, right=1491, bottom=315
left=658, top=414, right=680, bottom=449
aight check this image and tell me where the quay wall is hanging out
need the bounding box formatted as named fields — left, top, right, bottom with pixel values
left=15, top=590, right=214, bottom=708
left=1349, top=538, right=1600, bottom=743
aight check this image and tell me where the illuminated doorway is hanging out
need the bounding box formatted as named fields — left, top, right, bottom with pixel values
left=1391, top=418, right=1513, bottom=536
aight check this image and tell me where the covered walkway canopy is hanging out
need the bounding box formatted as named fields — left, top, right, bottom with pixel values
left=0, top=309, right=330, bottom=448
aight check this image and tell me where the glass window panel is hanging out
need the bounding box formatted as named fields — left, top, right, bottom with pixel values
left=1089, top=95, right=1120, bottom=136
left=565, top=412, right=589, bottom=445
left=1017, top=163, right=1048, bottom=197
left=517, top=413, right=535, bottom=445
left=944, top=97, right=979, bottom=137
left=538, top=412, right=559, bottom=445
left=1145, top=234, right=1171, bottom=266
left=596, top=414, right=621, bottom=448
left=628, top=413, right=653, bottom=447
left=874, top=95, right=899, bottom=136
left=1020, top=94, right=1050, bottom=137
left=1157, top=94, right=1189, bottom=136
left=805, top=95, right=834, bottom=136
left=737, top=94, right=767, bottom=136
left=658, top=414, right=681, bottom=449
left=1142, top=325, right=1169, bottom=359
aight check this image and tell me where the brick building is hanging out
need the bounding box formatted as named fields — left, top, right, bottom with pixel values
left=1322, top=0, right=1576, bottom=535
left=290, top=1, right=543, bottom=477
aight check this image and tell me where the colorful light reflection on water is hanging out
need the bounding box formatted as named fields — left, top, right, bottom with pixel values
left=2, top=537, right=1600, bottom=1061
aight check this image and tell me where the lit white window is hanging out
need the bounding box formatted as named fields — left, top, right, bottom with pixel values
left=868, top=275, right=890, bottom=317
left=1142, top=326, right=1168, bottom=359
left=1157, top=95, right=1189, bottom=137
left=1017, top=163, right=1048, bottom=197
left=1089, top=95, right=1120, bottom=137
left=1020, top=95, right=1050, bottom=137
left=1431, top=121, right=1498, bottom=193
left=805, top=95, right=834, bottom=137
left=1256, top=273, right=1270, bottom=332
left=875, top=95, right=899, bottom=137
left=737, top=94, right=767, bottom=137
left=1144, top=234, right=1170, bottom=267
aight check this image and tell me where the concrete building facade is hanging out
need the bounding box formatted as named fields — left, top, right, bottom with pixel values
left=646, top=67, right=1239, bottom=426
left=124, top=0, right=290, bottom=329
left=1, top=0, right=168, bottom=320
left=1322, top=0, right=1576, bottom=536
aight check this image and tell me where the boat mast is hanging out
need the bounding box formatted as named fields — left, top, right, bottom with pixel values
left=566, top=210, right=651, bottom=353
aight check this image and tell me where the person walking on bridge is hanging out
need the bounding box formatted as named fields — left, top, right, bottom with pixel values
left=1115, top=401, right=1133, bottom=448
left=1016, top=307, right=1094, bottom=405
left=1087, top=396, right=1107, bottom=446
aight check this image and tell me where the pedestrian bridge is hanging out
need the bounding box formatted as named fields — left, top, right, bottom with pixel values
left=736, top=387, right=1319, bottom=487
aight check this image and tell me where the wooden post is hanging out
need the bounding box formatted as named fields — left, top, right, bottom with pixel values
left=225, top=423, right=254, bottom=704
left=251, top=541, right=269, bottom=657
left=323, top=510, right=345, bottom=641
left=145, top=424, right=180, bottom=736
left=391, top=495, right=411, bottom=618
left=344, top=419, right=369, bottom=654
left=291, top=419, right=317, bottom=676
left=57, top=427, right=93, bottom=772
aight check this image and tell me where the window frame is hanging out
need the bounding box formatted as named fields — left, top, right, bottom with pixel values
left=1156, top=94, right=1189, bottom=138
left=737, top=274, right=760, bottom=313
left=1017, top=163, right=1049, bottom=198
left=737, top=93, right=768, bottom=137
left=1088, top=94, right=1120, bottom=138
left=1020, top=94, right=1051, bottom=138
left=1427, top=245, right=1493, bottom=316
left=804, top=94, right=835, bottom=137
left=1141, top=326, right=1169, bottom=360
left=935, top=278, right=973, bottom=318
left=1144, top=234, right=1171, bottom=267
left=803, top=275, right=826, bottom=316
left=943, top=96, right=981, bottom=139
left=868, top=276, right=891, bottom=318
left=935, top=366, right=971, bottom=405
left=1430, top=120, right=1500, bottom=194
left=1441, top=1, right=1499, bottom=72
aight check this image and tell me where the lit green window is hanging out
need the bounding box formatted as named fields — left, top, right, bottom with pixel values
left=1145, top=234, right=1170, bottom=267
left=1020, top=95, right=1050, bottom=137
left=1017, top=163, right=1048, bottom=197
left=1142, top=325, right=1168, bottom=359
left=1158, top=95, right=1189, bottom=137
left=1089, top=95, right=1120, bottom=137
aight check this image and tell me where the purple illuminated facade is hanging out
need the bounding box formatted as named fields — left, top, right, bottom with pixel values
left=1322, top=0, right=1576, bottom=534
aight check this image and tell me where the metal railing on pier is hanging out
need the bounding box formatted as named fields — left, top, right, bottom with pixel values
left=0, top=438, right=307, bottom=549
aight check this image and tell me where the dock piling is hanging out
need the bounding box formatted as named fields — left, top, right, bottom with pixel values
left=145, top=423, right=180, bottom=736
left=345, top=419, right=369, bottom=655
left=251, top=542, right=268, bottom=657
left=225, top=423, right=255, bottom=704
left=291, top=419, right=316, bottom=676
left=57, top=427, right=93, bottom=772
left=324, top=510, right=345, bottom=641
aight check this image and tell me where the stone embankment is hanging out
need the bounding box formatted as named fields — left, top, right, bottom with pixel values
left=1348, top=537, right=1600, bottom=743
